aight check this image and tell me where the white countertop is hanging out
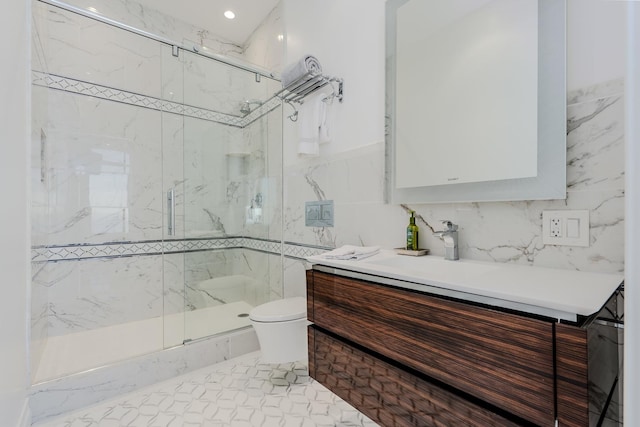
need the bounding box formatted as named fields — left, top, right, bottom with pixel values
left=307, top=250, right=623, bottom=321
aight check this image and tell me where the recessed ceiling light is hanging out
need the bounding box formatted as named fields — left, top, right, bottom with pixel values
left=224, top=10, right=236, bottom=20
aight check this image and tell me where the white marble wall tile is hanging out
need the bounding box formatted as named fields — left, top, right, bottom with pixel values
left=162, top=253, right=186, bottom=316
left=30, top=261, right=49, bottom=385
left=183, top=117, right=244, bottom=237
left=162, top=252, right=185, bottom=347
left=268, top=253, right=285, bottom=300
left=183, top=250, right=237, bottom=309
left=283, top=257, right=307, bottom=299
left=229, top=250, right=270, bottom=302
left=235, top=250, right=280, bottom=303
left=243, top=106, right=283, bottom=241
left=243, top=176, right=280, bottom=240
left=283, top=143, right=386, bottom=248
left=31, top=3, right=50, bottom=74
left=244, top=121, right=267, bottom=182
left=527, top=190, right=625, bottom=272
left=37, top=88, right=163, bottom=245
left=182, top=248, right=282, bottom=312
left=31, top=86, right=52, bottom=382
left=33, top=3, right=163, bottom=98
left=161, top=45, right=184, bottom=105
left=567, top=78, right=624, bottom=106
left=59, top=0, right=245, bottom=60
left=31, top=85, right=52, bottom=247
left=567, top=92, right=624, bottom=192
left=266, top=98, right=284, bottom=240
left=333, top=201, right=412, bottom=249
left=183, top=49, right=254, bottom=116
left=317, top=145, right=386, bottom=205
left=34, top=255, right=164, bottom=336
left=162, top=112, right=185, bottom=240
left=228, top=329, right=260, bottom=359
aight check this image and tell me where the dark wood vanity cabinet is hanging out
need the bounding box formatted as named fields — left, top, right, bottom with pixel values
left=306, top=269, right=622, bottom=427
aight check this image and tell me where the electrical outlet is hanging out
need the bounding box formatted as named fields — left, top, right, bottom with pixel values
left=542, top=210, right=589, bottom=247
left=550, top=218, right=561, bottom=237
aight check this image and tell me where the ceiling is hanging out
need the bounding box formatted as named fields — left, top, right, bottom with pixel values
left=133, top=0, right=280, bottom=46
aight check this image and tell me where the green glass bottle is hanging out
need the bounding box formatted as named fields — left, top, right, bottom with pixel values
left=406, top=211, right=419, bottom=250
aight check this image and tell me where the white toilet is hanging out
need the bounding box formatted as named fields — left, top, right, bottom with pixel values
left=249, top=297, right=308, bottom=364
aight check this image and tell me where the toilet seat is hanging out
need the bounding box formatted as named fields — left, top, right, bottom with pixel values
left=249, top=297, right=306, bottom=322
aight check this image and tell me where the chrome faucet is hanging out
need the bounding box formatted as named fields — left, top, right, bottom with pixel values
left=433, top=221, right=459, bottom=260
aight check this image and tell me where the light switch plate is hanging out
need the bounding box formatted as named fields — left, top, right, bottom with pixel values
left=542, top=210, right=589, bottom=247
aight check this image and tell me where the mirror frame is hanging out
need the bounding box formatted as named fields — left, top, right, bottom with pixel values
left=385, top=0, right=567, bottom=204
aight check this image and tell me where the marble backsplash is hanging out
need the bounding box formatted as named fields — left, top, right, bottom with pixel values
left=281, top=78, right=625, bottom=296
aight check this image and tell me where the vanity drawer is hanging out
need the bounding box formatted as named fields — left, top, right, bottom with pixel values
left=309, top=326, right=523, bottom=427
left=308, top=270, right=555, bottom=426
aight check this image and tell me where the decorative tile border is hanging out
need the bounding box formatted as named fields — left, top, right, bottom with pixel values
left=283, top=242, right=331, bottom=260
left=32, top=238, right=240, bottom=262
left=243, top=238, right=283, bottom=254
left=242, top=96, right=283, bottom=127
left=181, top=237, right=244, bottom=253
left=32, top=71, right=280, bottom=128
left=31, top=241, right=164, bottom=262
left=32, top=238, right=330, bottom=262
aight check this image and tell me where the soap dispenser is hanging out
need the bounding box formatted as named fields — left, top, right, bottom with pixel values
left=406, top=211, right=419, bottom=250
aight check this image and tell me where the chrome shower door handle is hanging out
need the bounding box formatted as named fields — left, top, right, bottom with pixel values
left=167, top=188, right=176, bottom=236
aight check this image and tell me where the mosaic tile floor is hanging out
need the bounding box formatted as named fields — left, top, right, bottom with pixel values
left=33, top=352, right=379, bottom=427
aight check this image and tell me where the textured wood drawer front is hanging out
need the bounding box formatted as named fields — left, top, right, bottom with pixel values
left=555, top=323, right=589, bottom=427
left=310, top=327, right=523, bottom=427
left=310, top=271, right=555, bottom=426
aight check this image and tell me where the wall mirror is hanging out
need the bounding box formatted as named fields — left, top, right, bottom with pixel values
left=386, top=0, right=566, bottom=203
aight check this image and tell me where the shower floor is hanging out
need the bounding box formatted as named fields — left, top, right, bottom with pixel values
left=34, top=301, right=255, bottom=384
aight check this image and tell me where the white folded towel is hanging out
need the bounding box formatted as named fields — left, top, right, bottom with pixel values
left=282, top=55, right=323, bottom=88
left=319, top=98, right=332, bottom=144
left=321, top=245, right=380, bottom=261
left=297, top=92, right=327, bottom=157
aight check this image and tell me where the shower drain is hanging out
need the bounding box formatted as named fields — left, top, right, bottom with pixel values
left=237, top=313, right=249, bottom=318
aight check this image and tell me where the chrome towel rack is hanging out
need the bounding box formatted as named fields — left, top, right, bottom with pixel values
left=274, top=72, right=343, bottom=121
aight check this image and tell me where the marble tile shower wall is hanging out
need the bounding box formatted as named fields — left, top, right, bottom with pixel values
left=282, top=78, right=624, bottom=295
left=30, top=0, right=285, bottom=381
left=60, top=0, right=246, bottom=58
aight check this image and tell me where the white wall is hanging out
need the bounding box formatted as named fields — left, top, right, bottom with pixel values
left=567, top=0, right=627, bottom=91
left=282, top=0, right=627, bottom=161
left=282, top=0, right=386, bottom=165
left=0, top=0, right=31, bottom=426
left=625, top=2, right=640, bottom=424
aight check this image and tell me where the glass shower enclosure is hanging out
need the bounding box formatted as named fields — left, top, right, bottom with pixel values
left=30, top=0, right=283, bottom=384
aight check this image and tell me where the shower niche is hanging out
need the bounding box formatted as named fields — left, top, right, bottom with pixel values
left=30, top=0, right=283, bottom=385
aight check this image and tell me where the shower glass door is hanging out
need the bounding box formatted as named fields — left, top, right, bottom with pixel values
left=30, top=0, right=283, bottom=384
left=180, top=49, right=283, bottom=342
left=30, top=0, right=184, bottom=382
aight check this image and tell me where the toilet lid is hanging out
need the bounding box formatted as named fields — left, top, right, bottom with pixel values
left=249, top=297, right=307, bottom=322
